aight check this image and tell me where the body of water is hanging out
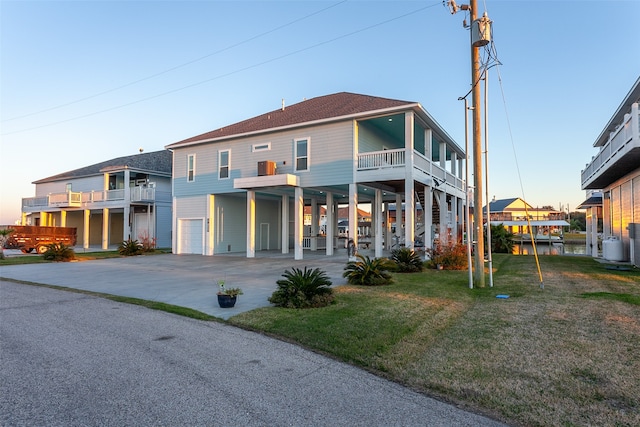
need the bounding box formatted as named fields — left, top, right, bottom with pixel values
left=513, top=242, right=586, bottom=256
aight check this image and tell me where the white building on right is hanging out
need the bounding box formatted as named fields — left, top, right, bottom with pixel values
left=579, top=76, right=640, bottom=267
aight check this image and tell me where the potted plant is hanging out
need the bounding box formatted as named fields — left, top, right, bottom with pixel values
left=216, top=280, right=243, bottom=308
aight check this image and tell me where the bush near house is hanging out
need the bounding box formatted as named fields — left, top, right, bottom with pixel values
left=343, top=254, right=394, bottom=286
left=425, top=240, right=467, bottom=270
left=42, top=243, right=75, bottom=262
left=269, top=266, right=334, bottom=308
left=390, top=247, right=424, bottom=273
left=118, top=238, right=142, bottom=256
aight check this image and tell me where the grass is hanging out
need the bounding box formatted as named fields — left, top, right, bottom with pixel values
left=3, top=250, right=638, bottom=426
left=230, top=255, right=640, bottom=427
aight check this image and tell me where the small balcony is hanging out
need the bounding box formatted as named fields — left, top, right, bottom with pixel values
left=22, top=187, right=159, bottom=212
left=581, top=104, right=640, bottom=189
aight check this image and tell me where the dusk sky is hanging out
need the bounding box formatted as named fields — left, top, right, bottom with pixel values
left=1, top=0, right=639, bottom=224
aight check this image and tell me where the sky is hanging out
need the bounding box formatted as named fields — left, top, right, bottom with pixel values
left=1, top=0, right=639, bottom=225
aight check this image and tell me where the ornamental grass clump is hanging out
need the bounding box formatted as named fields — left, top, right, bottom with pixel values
left=269, top=266, right=334, bottom=308
left=118, top=238, right=142, bottom=256
left=343, top=254, right=394, bottom=286
left=390, top=247, right=424, bottom=273
left=42, top=243, right=75, bottom=262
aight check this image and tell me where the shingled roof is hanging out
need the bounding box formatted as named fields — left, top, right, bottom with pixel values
left=167, top=92, right=416, bottom=147
left=33, top=150, right=172, bottom=184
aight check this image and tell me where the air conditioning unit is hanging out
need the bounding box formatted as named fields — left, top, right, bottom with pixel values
left=258, top=160, right=276, bottom=176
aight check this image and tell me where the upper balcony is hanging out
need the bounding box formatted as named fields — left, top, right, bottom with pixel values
left=22, top=187, right=169, bottom=212
left=581, top=103, right=640, bottom=189
left=356, top=148, right=464, bottom=195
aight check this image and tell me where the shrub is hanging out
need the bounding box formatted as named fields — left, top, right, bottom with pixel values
left=343, top=254, right=394, bottom=286
left=269, top=267, right=334, bottom=308
left=42, top=243, right=75, bottom=262
left=138, top=231, right=157, bottom=253
left=489, top=224, right=515, bottom=253
left=426, top=240, right=468, bottom=270
left=118, top=238, right=142, bottom=256
left=390, top=247, right=424, bottom=273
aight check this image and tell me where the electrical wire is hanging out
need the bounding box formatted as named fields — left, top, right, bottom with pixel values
left=493, top=47, right=545, bottom=289
left=2, top=0, right=349, bottom=124
left=2, top=1, right=441, bottom=136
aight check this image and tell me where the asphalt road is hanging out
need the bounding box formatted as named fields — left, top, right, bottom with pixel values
left=0, top=281, right=508, bottom=427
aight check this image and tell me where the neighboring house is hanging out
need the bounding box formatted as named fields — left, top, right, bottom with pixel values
left=579, top=76, right=640, bottom=266
left=20, top=150, right=173, bottom=249
left=165, top=92, right=467, bottom=259
left=487, top=197, right=567, bottom=235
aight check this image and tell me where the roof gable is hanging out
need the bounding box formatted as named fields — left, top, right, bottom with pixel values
left=487, top=197, right=532, bottom=212
left=166, top=92, right=415, bottom=147
left=33, top=150, right=172, bottom=184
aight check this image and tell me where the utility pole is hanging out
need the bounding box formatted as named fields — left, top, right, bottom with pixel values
left=470, top=0, right=485, bottom=287
left=447, top=0, right=491, bottom=287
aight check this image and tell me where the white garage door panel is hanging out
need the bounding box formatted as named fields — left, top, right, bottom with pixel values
left=178, top=219, right=203, bottom=254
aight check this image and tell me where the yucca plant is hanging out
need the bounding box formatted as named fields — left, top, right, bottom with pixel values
left=118, top=238, right=142, bottom=256
left=269, top=266, right=334, bottom=308
left=390, top=247, right=424, bottom=273
left=343, top=254, right=394, bottom=286
left=42, top=243, right=75, bottom=262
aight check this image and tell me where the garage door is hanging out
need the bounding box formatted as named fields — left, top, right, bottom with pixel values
left=178, top=219, right=204, bottom=254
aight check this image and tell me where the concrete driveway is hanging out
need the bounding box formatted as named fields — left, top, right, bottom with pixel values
left=0, top=250, right=352, bottom=320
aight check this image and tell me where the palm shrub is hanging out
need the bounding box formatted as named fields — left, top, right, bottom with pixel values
left=390, top=247, right=424, bottom=273
left=269, top=266, right=334, bottom=308
left=42, top=243, right=75, bottom=262
left=118, top=238, right=142, bottom=256
left=490, top=224, right=515, bottom=253
left=343, top=254, right=394, bottom=286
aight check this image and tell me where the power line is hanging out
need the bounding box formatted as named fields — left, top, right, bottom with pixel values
left=2, top=0, right=348, bottom=123
left=2, top=2, right=441, bottom=136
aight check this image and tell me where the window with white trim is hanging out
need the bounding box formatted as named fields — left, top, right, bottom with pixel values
left=295, top=138, right=309, bottom=172
left=187, top=154, right=196, bottom=182
left=219, top=150, right=230, bottom=179
left=252, top=142, right=271, bottom=152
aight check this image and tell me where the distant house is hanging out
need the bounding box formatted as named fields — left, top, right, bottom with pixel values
left=487, top=197, right=567, bottom=235
left=579, top=76, right=640, bottom=266
left=165, top=92, right=467, bottom=259
left=20, top=150, right=173, bottom=249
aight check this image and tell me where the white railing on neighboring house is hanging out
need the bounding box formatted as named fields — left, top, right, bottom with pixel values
left=357, top=148, right=405, bottom=170
left=582, top=104, right=640, bottom=186
left=21, top=187, right=159, bottom=210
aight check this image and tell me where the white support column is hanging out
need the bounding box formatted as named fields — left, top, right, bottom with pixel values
left=451, top=195, right=458, bottom=242
left=590, top=206, right=599, bottom=257
left=348, top=183, right=358, bottom=248
left=404, top=112, right=415, bottom=249
left=424, top=187, right=433, bottom=257
left=375, top=189, right=383, bottom=258
left=294, top=187, right=303, bottom=260
left=281, top=195, right=289, bottom=254
left=207, top=195, right=215, bottom=255
left=123, top=169, right=131, bottom=241
left=439, top=141, right=446, bottom=170
left=60, top=210, right=67, bottom=227
left=311, top=197, right=318, bottom=251
left=384, top=202, right=391, bottom=250
left=21, top=212, right=27, bottom=226
left=438, top=191, right=447, bottom=242
left=424, top=128, right=432, bottom=159
left=83, top=209, right=90, bottom=249
left=102, top=208, right=109, bottom=250
left=395, top=193, right=402, bottom=248
left=325, top=192, right=334, bottom=256
left=246, top=190, right=255, bottom=258
left=450, top=151, right=457, bottom=177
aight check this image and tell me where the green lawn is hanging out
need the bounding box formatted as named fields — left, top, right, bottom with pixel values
left=230, top=255, right=640, bottom=427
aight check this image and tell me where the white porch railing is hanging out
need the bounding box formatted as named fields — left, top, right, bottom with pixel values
left=582, top=104, right=640, bottom=187
left=357, top=148, right=405, bottom=170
